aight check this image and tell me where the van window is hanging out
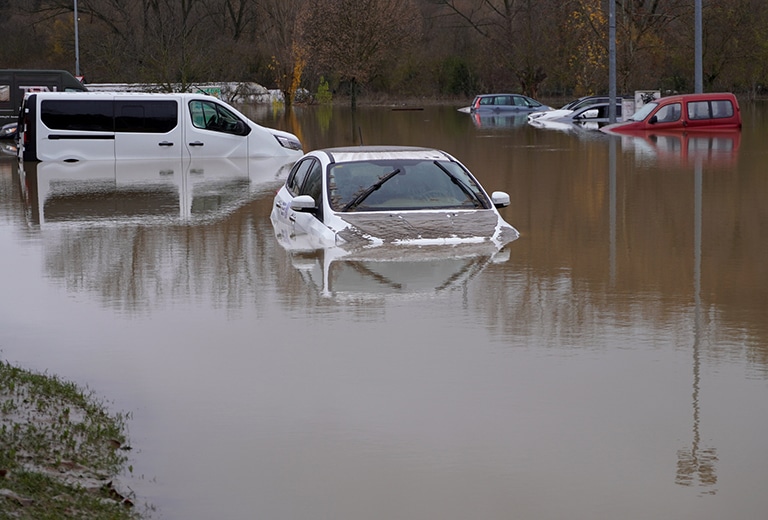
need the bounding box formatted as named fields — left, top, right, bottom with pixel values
left=711, top=100, right=734, bottom=119
left=188, top=100, right=249, bottom=136
left=41, top=100, right=113, bottom=131
left=115, top=101, right=178, bottom=133
left=687, top=100, right=734, bottom=120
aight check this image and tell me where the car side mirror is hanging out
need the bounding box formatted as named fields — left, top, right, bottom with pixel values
left=290, top=194, right=317, bottom=212
left=491, top=191, right=510, bottom=208
left=649, top=115, right=658, bottom=124
left=233, top=121, right=246, bottom=135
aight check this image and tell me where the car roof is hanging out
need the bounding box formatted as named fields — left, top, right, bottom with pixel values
left=320, top=146, right=454, bottom=163
left=648, top=92, right=738, bottom=105
left=475, top=93, right=528, bottom=98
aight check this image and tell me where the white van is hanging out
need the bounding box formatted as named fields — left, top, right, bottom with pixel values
left=19, top=91, right=303, bottom=162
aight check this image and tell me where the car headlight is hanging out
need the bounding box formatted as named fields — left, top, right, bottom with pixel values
left=275, top=134, right=302, bottom=151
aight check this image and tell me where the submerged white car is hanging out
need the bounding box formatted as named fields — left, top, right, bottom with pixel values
left=270, top=146, right=519, bottom=253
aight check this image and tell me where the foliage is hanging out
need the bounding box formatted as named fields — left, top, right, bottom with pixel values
left=2, top=0, right=768, bottom=99
left=316, top=76, right=333, bottom=104
left=566, top=0, right=608, bottom=96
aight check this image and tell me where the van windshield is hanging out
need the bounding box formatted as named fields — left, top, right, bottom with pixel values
left=629, top=102, right=658, bottom=122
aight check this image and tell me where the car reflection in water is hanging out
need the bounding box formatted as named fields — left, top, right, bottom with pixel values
left=282, top=241, right=512, bottom=299
left=18, top=156, right=295, bottom=227
left=616, top=131, right=740, bottom=167
left=470, top=111, right=531, bottom=129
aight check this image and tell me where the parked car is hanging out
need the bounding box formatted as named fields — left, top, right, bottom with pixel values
left=0, top=121, right=17, bottom=140
left=528, top=102, right=623, bottom=131
left=601, top=92, right=741, bottom=134
left=528, top=95, right=621, bottom=122
left=270, top=146, right=519, bottom=252
left=469, top=93, right=552, bottom=114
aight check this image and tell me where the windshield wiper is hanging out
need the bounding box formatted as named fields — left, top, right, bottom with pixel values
left=342, top=168, right=401, bottom=212
left=433, top=162, right=487, bottom=208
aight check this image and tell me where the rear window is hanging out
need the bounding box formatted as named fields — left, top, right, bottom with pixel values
left=41, top=100, right=113, bottom=131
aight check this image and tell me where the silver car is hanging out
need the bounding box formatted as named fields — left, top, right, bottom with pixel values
left=469, top=93, right=551, bottom=114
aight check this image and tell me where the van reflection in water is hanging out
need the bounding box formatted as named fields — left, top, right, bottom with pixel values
left=18, top=157, right=295, bottom=227
left=618, top=131, right=740, bottom=167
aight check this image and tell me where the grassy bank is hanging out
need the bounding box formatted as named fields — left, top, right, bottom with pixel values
left=0, top=360, right=142, bottom=519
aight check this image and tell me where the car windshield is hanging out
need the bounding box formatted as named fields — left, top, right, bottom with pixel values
left=328, top=159, right=491, bottom=212
left=629, top=101, right=658, bottom=122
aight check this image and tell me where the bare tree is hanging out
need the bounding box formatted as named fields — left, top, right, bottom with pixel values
left=259, top=0, right=304, bottom=107
left=297, top=0, right=422, bottom=108
left=432, top=0, right=561, bottom=97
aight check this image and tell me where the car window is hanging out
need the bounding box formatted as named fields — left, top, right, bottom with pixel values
left=115, top=101, right=178, bottom=133
left=286, top=158, right=313, bottom=196
left=479, top=97, right=494, bottom=107
left=687, top=101, right=710, bottom=120
left=299, top=160, right=324, bottom=220
left=711, top=100, right=734, bottom=118
left=654, top=103, right=681, bottom=123
left=301, top=160, right=323, bottom=201
left=188, top=100, right=249, bottom=135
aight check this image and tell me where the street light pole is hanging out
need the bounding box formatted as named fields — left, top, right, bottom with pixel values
left=74, top=0, right=80, bottom=77
left=608, top=0, right=617, bottom=123
left=695, top=0, right=702, bottom=93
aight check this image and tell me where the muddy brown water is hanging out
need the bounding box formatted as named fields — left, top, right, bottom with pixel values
left=1, top=102, right=767, bottom=519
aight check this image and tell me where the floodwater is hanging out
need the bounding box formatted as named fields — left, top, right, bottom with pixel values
left=1, top=102, right=767, bottom=520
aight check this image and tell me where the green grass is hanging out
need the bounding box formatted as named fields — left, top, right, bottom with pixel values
left=0, top=359, right=144, bottom=519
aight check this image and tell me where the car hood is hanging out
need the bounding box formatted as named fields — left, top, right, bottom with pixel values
left=335, top=209, right=519, bottom=248
left=529, top=108, right=573, bottom=122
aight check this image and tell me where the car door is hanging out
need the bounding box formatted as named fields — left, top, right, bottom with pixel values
left=184, top=98, right=249, bottom=158
left=275, top=157, right=331, bottom=245
left=113, top=97, right=184, bottom=159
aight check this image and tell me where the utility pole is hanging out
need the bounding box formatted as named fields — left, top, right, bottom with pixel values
left=608, top=0, right=617, bottom=123
left=74, top=0, right=80, bottom=77
left=695, top=0, right=702, bottom=93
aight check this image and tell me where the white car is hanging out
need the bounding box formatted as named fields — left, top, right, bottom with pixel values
left=270, top=146, right=519, bottom=253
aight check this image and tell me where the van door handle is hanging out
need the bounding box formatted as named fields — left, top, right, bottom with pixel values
left=159, top=141, right=174, bottom=147
left=189, top=141, right=204, bottom=147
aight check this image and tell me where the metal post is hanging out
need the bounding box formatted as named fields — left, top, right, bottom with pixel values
left=695, top=0, right=703, bottom=93
left=74, top=0, right=80, bottom=77
left=608, top=0, right=617, bottom=122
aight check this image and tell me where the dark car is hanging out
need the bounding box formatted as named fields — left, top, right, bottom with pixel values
left=469, top=93, right=551, bottom=114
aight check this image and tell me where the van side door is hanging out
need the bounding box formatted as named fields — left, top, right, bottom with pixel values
left=184, top=99, right=250, bottom=158
left=113, top=97, right=184, bottom=159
